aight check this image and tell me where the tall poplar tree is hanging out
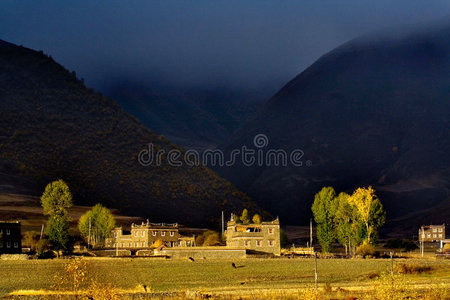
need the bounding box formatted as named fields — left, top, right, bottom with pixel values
left=349, top=186, right=385, bottom=243
left=311, top=187, right=337, bottom=253
left=40, top=179, right=73, bottom=253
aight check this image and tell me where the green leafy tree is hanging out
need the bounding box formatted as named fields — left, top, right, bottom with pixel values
left=46, top=214, right=70, bottom=253
left=41, top=179, right=73, bottom=216
left=332, top=192, right=353, bottom=255
left=240, top=209, right=250, bottom=224
left=78, top=204, right=115, bottom=248
left=367, top=197, right=386, bottom=243
left=252, top=214, right=262, bottom=224
left=40, top=180, right=73, bottom=253
left=311, top=187, right=337, bottom=253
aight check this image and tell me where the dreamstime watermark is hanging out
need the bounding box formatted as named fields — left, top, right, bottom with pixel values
left=138, top=133, right=312, bottom=167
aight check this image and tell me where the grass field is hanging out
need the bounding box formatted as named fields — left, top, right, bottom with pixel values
left=1, top=257, right=449, bottom=299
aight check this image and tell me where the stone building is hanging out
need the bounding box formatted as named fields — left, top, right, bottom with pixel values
left=105, top=220, right=193, bottom=249
left=419, top=224, right=446, bottom=242
left=0, top=221, right=22, bottom=254
left=225, top=215, right=281, bottom=256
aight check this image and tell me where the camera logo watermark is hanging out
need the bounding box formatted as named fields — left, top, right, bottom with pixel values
left=138, top=133, right=311, bottom=167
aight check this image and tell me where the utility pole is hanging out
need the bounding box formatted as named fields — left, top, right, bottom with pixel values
left=421, top=227, right=424, bottom=257
left=39, top=224, right=44, bottom=241
left=314, top=252, right=318, bottom=293
left=390, top=251, right=394, bottom=277
left=88, top=217, right=91, bottom=250
left=310, top=218, right=313, bottom=248
left=221, top=211, right=224, bottom=236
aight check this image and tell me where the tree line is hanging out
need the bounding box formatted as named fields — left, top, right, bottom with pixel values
left=25, top=180, right=116, bottom=256
left=312, top=186, right=386, bottom=254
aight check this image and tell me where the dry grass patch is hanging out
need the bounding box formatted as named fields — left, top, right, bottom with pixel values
left=394, top=263, right=433, bottom=274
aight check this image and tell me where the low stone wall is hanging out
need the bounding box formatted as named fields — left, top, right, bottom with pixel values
left=161, top=247, right=246, bottom=259
left=0, top=254, right=29, bottom=260
left=136, top=249, right=154, bottom=256
left=92, top=249, right=131, bottom=257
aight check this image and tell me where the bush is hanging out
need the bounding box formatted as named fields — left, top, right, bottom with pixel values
left=355, top=242, right=377, bottom=258
left=195, top=234, right=205, bottom=246
left=152, top=239, right=164, bottom=248
left=443, top=243, right=450, bottom=253
left=366, top=271, right=379, bottom=279
left=23, top=231, right=41, bottom=252
left=203, top=232, right=220, bottom=246
left=196, top=231, right=221, bottom=246
left=394, top=263, right=433, bottom=274
left=36, top=238, right=50, bottom=257
left=384, top=238, right=418, bottom=252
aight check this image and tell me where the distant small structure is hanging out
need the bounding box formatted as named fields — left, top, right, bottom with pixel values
left=105, top=220, right=194, bottom=249
left=0, top=221, right=21, bottom=254
left=440, top=239, right=450, bottom=251
left=419, top=224, right=446, bottom=243
left=225, top=214, right=281, bottom=256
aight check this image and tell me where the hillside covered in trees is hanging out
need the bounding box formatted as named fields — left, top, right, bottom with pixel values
left=0, top=39, right=259, bottom=227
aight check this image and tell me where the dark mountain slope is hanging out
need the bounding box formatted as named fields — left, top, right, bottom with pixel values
left=104, top=81, right=263, bottom=150
left=218, top=20, right=450, bottom=225
left=0, top=40, right=259, bottom=227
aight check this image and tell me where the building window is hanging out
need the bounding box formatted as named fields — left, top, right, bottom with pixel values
left=6, top=242, right=11, bottom=248
left=256, top=240, right=262, bottom=247
left=427, top=234, right=431, bottom=238
left=268, top=240, right=274, bottom=247
left=6, top=229, right=10, bottom=236
left=134, top=231, right=138, bottom=237
left=170, top=231, right=174, bottom=237
left=439, top=228, right=443, bottom=232
left=114, top=232, right=118, bottom=238
left=433, top=234, right=437, bottom=238
left=268, top=228, right=274, bottom=234
left=439, top=234, right=442, bottom=238
left=244, top=240, right=251, bottom=247
left=433, top=228, right=437, bottom=233
left=161, top=231, right=166, bottom=236
left=153, top=231, right=157, bottom=236
left=141, top=231, right=145, bottom=237
left=14, top=242, right=18, bottom=248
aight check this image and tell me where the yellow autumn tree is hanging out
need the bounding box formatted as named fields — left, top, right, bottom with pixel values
left=152, top=239, right=164, bottom=248
left=349, top=186, right=385, bottom=243
left=252, top=214, right=262, bottom=224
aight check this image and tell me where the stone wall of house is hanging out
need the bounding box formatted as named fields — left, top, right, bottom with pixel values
left=225, top=218, right=281, bottom=256
left=419, top=224, right=446, bottom=242
left=106, top=222, right=180, bottom=248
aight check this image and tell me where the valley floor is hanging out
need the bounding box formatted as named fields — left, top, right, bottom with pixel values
left=0, top=257, right=449, bottom=299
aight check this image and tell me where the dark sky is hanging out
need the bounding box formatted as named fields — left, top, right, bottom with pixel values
left=1, top=1, right=449, bottom=95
